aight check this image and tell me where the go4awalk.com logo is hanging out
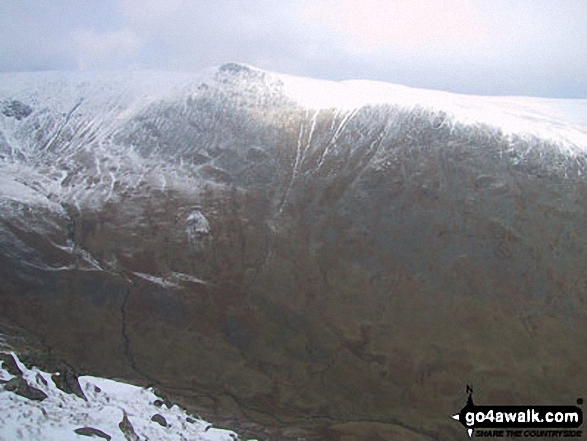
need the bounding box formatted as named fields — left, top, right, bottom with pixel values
left=451, top=386, right=583, bottom=438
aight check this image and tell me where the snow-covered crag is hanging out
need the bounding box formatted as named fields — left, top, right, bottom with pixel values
left=0, top=351, right=240, bottom=441
left=1, top=64, right=587, bottom=440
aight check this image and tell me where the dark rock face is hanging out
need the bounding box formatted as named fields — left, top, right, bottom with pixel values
left=1, top=68, right=587, bottom=440
left=119, top=410, right=139, bottom=441
left=4, top=376, right=48, bottom=401
left=1, top=99, right=33, bottom=120
left=0, top=351, right=48, bottom=401
left=151, top=413, right=168, bottom=427
left=52, top=365, right=87, bottom=401
left=74, top=427, right=112, bottom=440
left=0, top=352, right=22, bottom=376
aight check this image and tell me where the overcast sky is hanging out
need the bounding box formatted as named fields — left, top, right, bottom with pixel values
left=1, top=0, right=586, bottom=98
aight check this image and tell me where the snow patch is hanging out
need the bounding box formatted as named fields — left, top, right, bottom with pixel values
left=186, top=210, right=212, bottom=253
left=280, top=73, right=587, bottom=151
left=131, top=271, right=179, bottom=288
left=169, top=272, right=210, bottom=286
left=0, top=176, right=61, bottom=211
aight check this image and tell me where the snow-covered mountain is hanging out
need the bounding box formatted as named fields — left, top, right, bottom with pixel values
left=1, top=64, right=586, bottom=217
left=1, top=64, right=586, bottom=440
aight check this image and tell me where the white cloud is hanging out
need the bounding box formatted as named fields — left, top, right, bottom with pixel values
left=73, top=29, right=141, bottom=70
left=108, top=0, right=319, bottom=72
left=304, top=0, right=489, bottom=54
left=0, top=0, right=585, bottom=97
left=118, top=0, right=184, bottom=34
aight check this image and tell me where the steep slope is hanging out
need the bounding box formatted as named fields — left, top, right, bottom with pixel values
left=1, top=64, right=587, bottom=440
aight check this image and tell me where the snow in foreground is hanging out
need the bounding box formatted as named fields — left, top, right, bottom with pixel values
left=0, top=352, right=250, bottom=441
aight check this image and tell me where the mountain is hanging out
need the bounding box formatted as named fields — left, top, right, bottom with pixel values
left=1, top=63, right=587, bottom=440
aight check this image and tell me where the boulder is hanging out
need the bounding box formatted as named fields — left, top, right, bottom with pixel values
left=4, top=377, right=47, bottom=401
left=74, top=427, right=112, bottom=440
